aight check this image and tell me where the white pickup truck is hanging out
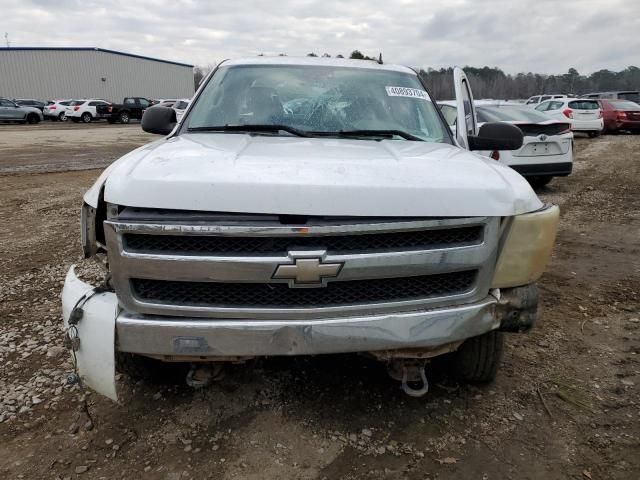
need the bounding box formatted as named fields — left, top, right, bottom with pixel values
left=62, top=57, right=559, bottom=400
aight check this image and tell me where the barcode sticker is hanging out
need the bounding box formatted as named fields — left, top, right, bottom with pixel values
left=385, top=86, right=430, bottom=100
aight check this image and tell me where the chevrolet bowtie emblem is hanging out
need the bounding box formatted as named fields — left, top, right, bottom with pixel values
left=272, top=252, right=343, bottom=287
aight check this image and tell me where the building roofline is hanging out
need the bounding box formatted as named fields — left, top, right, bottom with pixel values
left=2, top=47, right=194, bottom=68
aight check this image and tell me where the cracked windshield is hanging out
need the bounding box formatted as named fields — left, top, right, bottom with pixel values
left=185, top=64, right=449, bottom=142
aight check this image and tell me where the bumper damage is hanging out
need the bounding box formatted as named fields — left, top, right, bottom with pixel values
left=61, top=266, right=538, bottom=400
left=61, top=267, right=119, bottom=401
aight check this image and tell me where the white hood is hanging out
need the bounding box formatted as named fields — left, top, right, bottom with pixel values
left=86, top=134, right=542, bottom=217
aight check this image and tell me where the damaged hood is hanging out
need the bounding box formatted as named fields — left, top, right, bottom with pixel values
left=88, top=134, right=542, bottom=216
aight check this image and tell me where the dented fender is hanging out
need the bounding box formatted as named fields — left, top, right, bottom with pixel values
left=61, top=266, right=119, bottom=401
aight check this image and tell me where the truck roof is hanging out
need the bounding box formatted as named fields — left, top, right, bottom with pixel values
left=221, top=56, right=417, bottom=74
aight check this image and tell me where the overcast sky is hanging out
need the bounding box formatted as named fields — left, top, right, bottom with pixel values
left=3, top=0, right=639, bottom=75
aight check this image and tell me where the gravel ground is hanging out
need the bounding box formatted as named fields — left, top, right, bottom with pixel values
left=0, top=124, right=638, bottom=479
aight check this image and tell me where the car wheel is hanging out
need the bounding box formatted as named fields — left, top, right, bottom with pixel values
left=529, top=176, right=553, bottom=188
left=450, top=331, right=504, bottom=383
left=58, top=112, right=67, bottom=122
left=119, top=112, right=130, bottom=124
left=81, top=112, right=92, bottom=123
left=26, top=113, right=39, bottom=124
left=588, top=131, right=600, bottom=138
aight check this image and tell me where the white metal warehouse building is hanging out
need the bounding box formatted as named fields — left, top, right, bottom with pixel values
left=0, top=47, right=194, bottom=101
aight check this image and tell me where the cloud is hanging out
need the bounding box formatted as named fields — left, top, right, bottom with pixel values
left=2, top=0, right=639, bottom=74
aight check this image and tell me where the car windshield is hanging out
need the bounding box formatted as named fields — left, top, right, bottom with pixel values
left=619, top=92, right=640, bottom=103
left=70, top=100, right=85, bottom=106
left=610, top=100, right=640, bottom=110
left=477, top=105, right=553, bottom=123
left=184, top=64, right=449, bottom=142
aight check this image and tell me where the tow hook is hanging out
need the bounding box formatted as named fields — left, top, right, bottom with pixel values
left=387, top=360, right=430, bottom=397
left=185, top=363, right=225, bottom=389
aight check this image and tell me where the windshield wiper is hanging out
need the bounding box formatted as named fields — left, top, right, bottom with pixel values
left=187, top=124, right=312, bottom=137
left=312, top=129, right=425, bottom=141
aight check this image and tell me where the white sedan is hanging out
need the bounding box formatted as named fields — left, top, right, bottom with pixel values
left=65, top=99, right=111, bottom=123
left=172, top=98, right=190, bottom=122
left=534, top=98, right=603, bottom=137
left=439, top=101, right=573, bottom=187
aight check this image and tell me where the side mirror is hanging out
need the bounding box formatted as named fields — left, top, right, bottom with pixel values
left=141, top=105, right=177, bottom=135
left=468, top=122, right=523, bottom=151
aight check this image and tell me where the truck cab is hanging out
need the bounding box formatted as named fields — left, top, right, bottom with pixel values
left=63, top=58, right=558, bottom=401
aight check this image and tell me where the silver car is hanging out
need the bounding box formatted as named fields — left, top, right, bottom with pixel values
left=0, top=97, right=43, bottom=124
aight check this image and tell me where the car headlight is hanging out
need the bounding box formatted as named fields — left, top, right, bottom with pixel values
left=492, top=205, right=559, bottom=288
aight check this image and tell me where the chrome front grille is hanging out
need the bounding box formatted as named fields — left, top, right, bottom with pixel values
left=105, top=211, right=500, bottom=320
left=131, top=271, right=478, bottom=308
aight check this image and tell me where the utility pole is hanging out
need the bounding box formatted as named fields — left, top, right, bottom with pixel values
left=4, top=32, right=10, bottom=48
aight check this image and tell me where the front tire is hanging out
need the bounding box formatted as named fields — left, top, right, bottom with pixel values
left=119, top=112, right=130, bottom=124
left=451, top=331, right=504, bottom=383
left=58, top=112, right=67, bottom=122
left=26, top=113, right=39, bottom=124
left=529, top=176, right=553, bottom=188
left=81, top=112, right=92, bottom=123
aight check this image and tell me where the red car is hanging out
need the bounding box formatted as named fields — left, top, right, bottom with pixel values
left=599, top=99, right=640, bottom=133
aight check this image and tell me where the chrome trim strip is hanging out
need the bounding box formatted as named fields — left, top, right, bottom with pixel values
left=106, top=216, right=489, bottom=237
left=116, top=297, right=500, bottom=357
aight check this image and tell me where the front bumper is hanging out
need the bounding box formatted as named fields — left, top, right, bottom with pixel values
left=117, top=297, right=500, bottom=358
left=62, top=267, right=501, bottom=358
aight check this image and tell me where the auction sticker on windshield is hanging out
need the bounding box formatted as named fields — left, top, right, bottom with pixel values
left=385, top=86, right=430, bottom=100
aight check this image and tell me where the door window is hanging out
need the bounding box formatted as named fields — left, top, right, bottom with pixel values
left=527, top=96, right=540, bottom=104
left=0, top=99, right=15, bottom=107
left=460, top=80, right=475, bottom=135
left=540, top=95, right=552, bottom=102
left=138, top=99, right=150, bottom=108
left=535, top=101, right=551, bottom=112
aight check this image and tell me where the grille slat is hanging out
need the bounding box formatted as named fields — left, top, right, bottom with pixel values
left=124, top=226, right=483, bottom=255
left=131, top=271, right=477, bottom=308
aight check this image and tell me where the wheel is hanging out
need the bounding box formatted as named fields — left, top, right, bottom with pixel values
left=451, top=331, right=504, bottom=383
left=529, top=176, right=553, bottom=188
left=119, top=112, right=130, bottom=124
left=588, top=131, right=600, bottom=138
left=115, top=351, right=189, bottom=384
left=81, top=112, right=92, bottom=123
left=58, top=112, right=67, bottom=122
left=26, top=113, right=39, bottom=124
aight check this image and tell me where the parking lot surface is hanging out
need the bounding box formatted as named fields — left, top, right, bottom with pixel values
left=0, top=125, right=638, bottom=479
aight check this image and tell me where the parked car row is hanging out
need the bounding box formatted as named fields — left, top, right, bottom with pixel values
left=0, top=96, right=192, bottom=125
left=438, top=90, right=639, bottom=189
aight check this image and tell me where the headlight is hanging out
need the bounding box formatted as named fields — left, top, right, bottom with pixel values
left=80, top=202, right=98, bottom=258
left=492, top=205, right=559, bottom=288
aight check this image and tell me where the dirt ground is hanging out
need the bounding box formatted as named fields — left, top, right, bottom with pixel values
left=0, top=123, right=638, bottom=480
